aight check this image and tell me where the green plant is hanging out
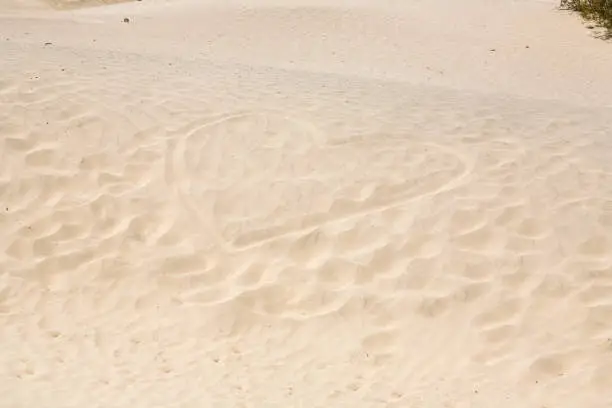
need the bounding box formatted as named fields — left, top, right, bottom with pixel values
left=561, top=0, right=612, bottom=37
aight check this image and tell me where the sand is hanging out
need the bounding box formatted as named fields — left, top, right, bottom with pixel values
left=1, top=0, right=612, bottom=407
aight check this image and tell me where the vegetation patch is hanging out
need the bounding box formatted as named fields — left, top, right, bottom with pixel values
left=561, top=0, right=612, bottom=37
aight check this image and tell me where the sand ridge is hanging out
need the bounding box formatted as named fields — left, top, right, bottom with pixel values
left=1, top=0, right=612, bottom=407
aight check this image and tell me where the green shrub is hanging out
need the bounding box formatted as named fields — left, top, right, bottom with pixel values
left=561, top=0, right=612, bottom=37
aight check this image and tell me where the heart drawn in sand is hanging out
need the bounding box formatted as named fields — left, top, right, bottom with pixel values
left=168, top=110, right=469, bottom=250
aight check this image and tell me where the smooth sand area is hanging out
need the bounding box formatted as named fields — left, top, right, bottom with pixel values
left=1, top=0, right=612, bottom=407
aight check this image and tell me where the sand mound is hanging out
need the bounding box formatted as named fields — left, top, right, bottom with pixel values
left=1, top=0, right=612, bottom=407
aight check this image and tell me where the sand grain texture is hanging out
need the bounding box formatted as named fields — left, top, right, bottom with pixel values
left=1, top=0, right=612, bottom=407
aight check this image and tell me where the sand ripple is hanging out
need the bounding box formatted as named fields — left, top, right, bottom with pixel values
left=1, top=18, right=612, bottom=408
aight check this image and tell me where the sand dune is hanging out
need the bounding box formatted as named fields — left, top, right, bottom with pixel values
left=1, top=0, right=612, bottom=407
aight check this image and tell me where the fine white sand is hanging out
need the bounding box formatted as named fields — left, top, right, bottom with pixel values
left=1, top=0, right=612, bottom=407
